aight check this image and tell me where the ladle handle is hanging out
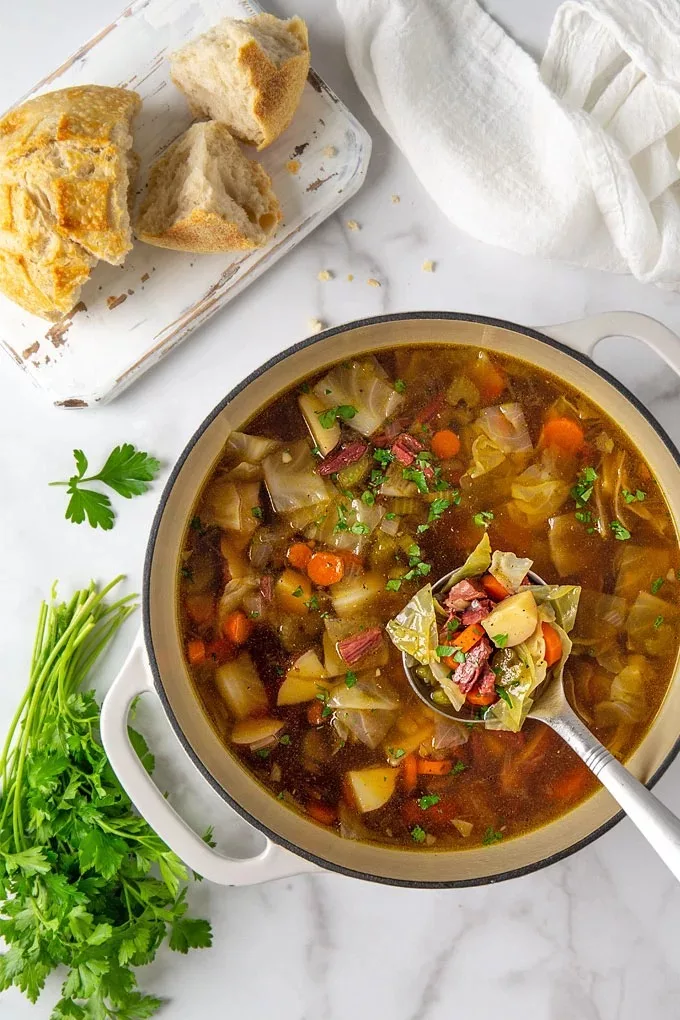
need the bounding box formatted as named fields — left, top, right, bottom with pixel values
left=546, top=706, right=680, bottom=881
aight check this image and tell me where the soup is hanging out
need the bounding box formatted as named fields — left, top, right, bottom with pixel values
left=179, top=346, right=679, bottom=850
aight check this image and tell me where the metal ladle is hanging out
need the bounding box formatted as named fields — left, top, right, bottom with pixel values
left=403, top=567, right=680, bottom=881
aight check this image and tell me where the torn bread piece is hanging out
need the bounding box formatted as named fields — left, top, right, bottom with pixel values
left=135, top=121, right=281, bottom=254
left=170, top=14, right=310, bottom=150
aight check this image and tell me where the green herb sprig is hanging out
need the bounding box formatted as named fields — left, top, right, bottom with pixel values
left=50, top=445, right=161, bottom=530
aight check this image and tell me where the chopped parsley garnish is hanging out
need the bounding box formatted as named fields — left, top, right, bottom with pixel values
left=493, top=633, right=509, bottom=648
left=403, top=466, right=429, bottom=493
left=419, top=495, right=455, bottom=533
left=373, top=448, right=394, bottom=467
left=651, top=577, right=664, bottom=594
left=277, top=791, right=285, bottom=800
left=571, top=466, right=598, bottom=508
left=345, top=670, right=358, bottom=688
left=333, top=503, right=349, bottom=533
left=304, top=595, right=321, bottom=611
left=411, top=825, right=427, bottom=844
left=279, top=734, right=291, bottom=745
left=450, top=761, right=467, bottom=774
left=473, top=510, right=494, bottom=528
left=622, top=488, right=646, bottom=504
left=575, top=510, right=591, bottom=524
left=300, top=382, right=310, bottom=393
left=275, top=666, right=285, bottom=676
left=388, top=747, right=406, bottom=759
left=384, top=511, right=396, bottom=520
left=251, top=506, right=263, bottom=519
left=291, top=586, right=304, bottom=598
left=436, top=645, right=457, bottom=657
left=654, top=615, right=665, bottom=629
left=482, top=826, right=504, bottom=846
left=249, top=611, right=260, bottom=619
left=311, top=445, right=323, bottom=458
left=255, top=748, right=270, bottom=759
left=417, top=794, right=441, bottom=811
left=181, top=566, right=193, bottom=581
left=317, top=404, right=358, bottom=429
left=610, top=519, right=631, bottom=541
left=315, top=688, right=333, bottom=718
left=361, top=489, right=376, bottom=505
left=350, top=521, right=371, bottom=535
left=407, top=543, right=422, bottom=564
left=453, top=649, right=467, bottom=664
left=394, top=378, right=407, bottom=393
left=386, top=578, right=403, bottom=592
left=190, top=515, right=204, bottom=532
left=495, top=685, right=512, bottom=706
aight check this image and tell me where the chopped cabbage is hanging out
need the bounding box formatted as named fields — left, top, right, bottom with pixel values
left=328, top=676, right=400, bottom=712
left=626, top=591, right=678, bottom=657
left=386, top=584, right=439, bottom=666
left=312, top=357, right=404, bottom=437
left=547, top=395, right=597, bottom=421
left=432, top=716, right=470, bottom=751
left=446, top=376, right=480, bottom=409
left=489, top=550, right=534, bottom=593
left=609, top=655, right=650, bottom=722
left=205, top=479, right=261, bottom=534
left=334, top=709, right=398, bottom=750
left=477, top=403, right=532, bottom=455
left=548, top=514, right=601, bottom=577
left=441, top=533, right=492, bottom=592
left=525, top=584, right=581, bottom=633
left=510, top=458, right=570, bottom=525
left=467, top=434, right=506, bottom=479
left=379, top=461, right=420, bottom=497
left=218, top=576, right=261, bottom=623
left=225, top=431, right=279, bottom=463
left=614, top=545, right=671, bottom=602
left=571, top=589, right=627, bottom=655
left=263, top=439, right=331, bottom=513
left=485, top=636, right=547, bottom=732
left=311, top=496, right=385, bottom=555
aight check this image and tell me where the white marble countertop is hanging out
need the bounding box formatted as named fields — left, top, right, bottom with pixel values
left=3, top=1, right=680, bottom=1017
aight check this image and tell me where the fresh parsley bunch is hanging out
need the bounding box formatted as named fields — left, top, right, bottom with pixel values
left=0, top=578, right=212, bottom=1018
left=50, top=445, right=161, bottom=530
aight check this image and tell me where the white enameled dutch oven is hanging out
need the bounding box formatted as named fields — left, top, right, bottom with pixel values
left=101, top=311, right=680, bottom=888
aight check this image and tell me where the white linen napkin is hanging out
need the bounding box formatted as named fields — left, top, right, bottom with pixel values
left=337, top=0, right=680, bottom=288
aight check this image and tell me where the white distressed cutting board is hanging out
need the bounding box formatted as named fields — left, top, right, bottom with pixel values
left=0, top=0, right=371, bottom=407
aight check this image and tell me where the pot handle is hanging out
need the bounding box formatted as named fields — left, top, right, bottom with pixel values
left=100, top=634, right=320, bottom=885
left=540, top=311, right=680, bottom=375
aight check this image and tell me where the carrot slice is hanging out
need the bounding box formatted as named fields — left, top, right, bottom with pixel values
left=549, top=766, right=589, bottom=800
left=222, top=609, right=253, bottom=646
left=307, top=551, right=345, bottom=586
left=481, top=572, right=511, bottom=601
left=453, top=623, right=486, bottom=654
left=466, top=689, right=496, bottom=707
left=186, top=639, right=206, bottom=665
left=401, top=754, right=418, bottom=794
left=431, top=429, right=461, bottom=460
left=540, top=417, right=585, bottom=456
left=469, top=354, right=506, bottom=402
left=287, top=542, right=313, bottom=570
left=204, top=638, right=236, bottom=665
left=542, top=622, right=563, bottom=667
left=417, top=759, right=453, bottom=776
left=306, top=801, right=338, bottom=826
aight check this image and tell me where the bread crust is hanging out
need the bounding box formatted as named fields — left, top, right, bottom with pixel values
left=0, top=85, right=140, bottom=320
left=239, top=16, right=310, bottom=149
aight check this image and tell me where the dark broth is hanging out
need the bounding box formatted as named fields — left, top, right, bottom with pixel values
left=179, top=345, right=679, bottom=850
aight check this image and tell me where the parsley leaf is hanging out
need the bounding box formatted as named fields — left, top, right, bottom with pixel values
left=493, top=633, right=509, bottom=648
left=654, top=615, right=665, bottom=629
left=450, top=761, right=467, bottom=774
left=291, top=586, right=304, bottom=597
left=316, top=405, right=358, bottom=429
left=51, top=445, right=161, bottom=530
left=571, top=466, right=597, bottom=508
left=410, top=825, right=427, bottom=844
left=482, top=826, right=504, bottom=845
left=610, top=519, right=631, bottom=541
left=345, top=671, right=358, bottom=688
left=651, top=577, right=664, bottom=594
left=436, top=645, right=457, bottom=657
left=622, top=488, right=646, bottom=504
left=251, top=506, right=263, bottom=519
left=394, top=379, right=407, bottom=393
left=403, top=467, right=429, bottom=493
left=361, top=490, right=376, bottom=505
left=473, top=510, right=494, bottom=528
left=495, top=685, right=513, bottom=706
left=388, top=747, right=406, bottom=759
left=417, top=794, right=441, bottom=810
left=373, top=448, right=394, bottom=467
left=386, top=578, right=403, bottom=591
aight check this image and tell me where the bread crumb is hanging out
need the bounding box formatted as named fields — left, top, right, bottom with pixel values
left=308, top=318, right=324, bottom=333
left=422, top=260, right=435, bottom=272
left=346, top=219, right=360, bottom=231
left=367, top=278, right=381, bottom=288
left=281, top=451, right=293, bottom=464
left=317, top=269, right=332, bottom=282
left=391, top=194, right=400, bottom=203
left=323, top=145, right=337, bottom=157
left=347, top=274, right=354, bottom=282
left=286, top=159, right=301, bottom=175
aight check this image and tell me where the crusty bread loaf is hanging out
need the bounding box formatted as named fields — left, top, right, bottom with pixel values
left=135, top=121, right=281, bottom=254
left=0, top=85, right=141, bottom=320
left=170, top=14, right=310, bottom=150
